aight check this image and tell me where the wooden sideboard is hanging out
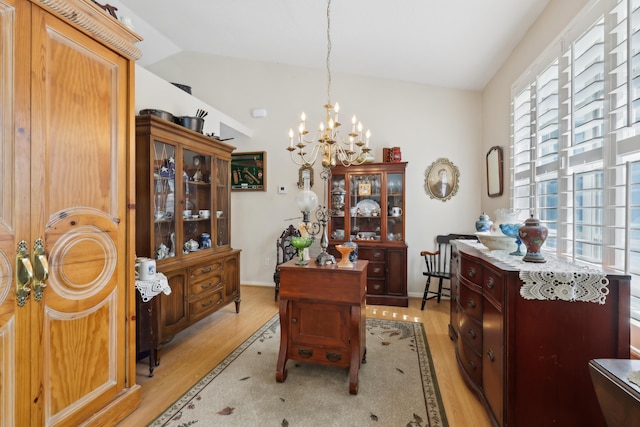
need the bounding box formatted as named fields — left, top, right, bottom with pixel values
left=276, top=259, right=368, bottom=394
left=450, top=241, right=630, bottom=427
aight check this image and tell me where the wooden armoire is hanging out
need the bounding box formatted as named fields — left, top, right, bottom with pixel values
left=0, top=0, right=142, bottom=425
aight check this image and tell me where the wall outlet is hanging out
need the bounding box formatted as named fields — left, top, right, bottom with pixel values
left=278, top=185, right=287, bottom=194
left=264, top=257, right=270, bottom=266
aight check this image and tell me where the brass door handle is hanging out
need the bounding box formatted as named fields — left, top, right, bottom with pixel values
left=16, top=240, right=34, bottom=307
left=33, top=238, right=49, bottom=302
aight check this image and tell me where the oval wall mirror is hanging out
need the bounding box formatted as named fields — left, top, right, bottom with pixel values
left=486, top=146, right=503, bottom=197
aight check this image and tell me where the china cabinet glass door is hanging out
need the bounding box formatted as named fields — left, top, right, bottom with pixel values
left=215, top=157, right=230, bottom=247
left=153, top=140, right=177, bottom=259
left=386, top=173, right=404, bottom=241
left=182, top=149, right=212, bottom=254
left=350, top=173, right=382, bottom=241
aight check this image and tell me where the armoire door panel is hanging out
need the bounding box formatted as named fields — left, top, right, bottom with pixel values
left=0, top=0, right=31, bottom=426
left=30, top=6, right=129, bottom=426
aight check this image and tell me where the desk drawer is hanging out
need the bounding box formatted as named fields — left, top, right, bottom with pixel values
left=367, top=278, right=385, bottom=295
left=367, top=262, right=385, bottom=278
left=359, top=248, right=386, bottom=262
left=288, top=345, right=350, bottom=368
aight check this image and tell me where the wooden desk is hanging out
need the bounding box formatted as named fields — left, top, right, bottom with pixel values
left=589, top=359, right=640, bottom=427
left=275, top=259, right=368, bottom=394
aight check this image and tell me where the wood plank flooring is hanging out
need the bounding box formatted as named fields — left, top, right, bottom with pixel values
left=117, top=285, right=492, bottom=426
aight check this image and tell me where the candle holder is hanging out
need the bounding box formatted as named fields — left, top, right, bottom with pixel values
left=335, top=245, right=355, bottom=268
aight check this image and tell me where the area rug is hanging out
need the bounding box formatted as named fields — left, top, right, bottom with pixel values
left=149, top=316, right=448, bottom=427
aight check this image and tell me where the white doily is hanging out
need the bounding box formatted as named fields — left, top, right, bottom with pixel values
left=135, top=272, right=172, bottom=302
left=458, top=241, right=610, bottom=304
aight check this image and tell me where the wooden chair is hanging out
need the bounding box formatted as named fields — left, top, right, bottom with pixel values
left=420, top=233, right=477, bottom=310
left=273, top=224, right=301, bottom=300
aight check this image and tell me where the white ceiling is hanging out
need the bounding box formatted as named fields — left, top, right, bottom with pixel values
left=112, top=0, right=549, bottom=91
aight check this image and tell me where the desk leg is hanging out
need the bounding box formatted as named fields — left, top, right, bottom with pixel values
left=275, top=298, right=290, bottom=383
left=349, top=304, right=362, bottom=395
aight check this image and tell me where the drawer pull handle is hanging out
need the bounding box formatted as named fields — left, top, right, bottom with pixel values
left=201, top=298, right=214, bottom=308
left=468, top=267, right=476, bottom=277
left=372, top=284, right=382, bottom=290
left=326, top=353, right=342, bottom=362
left=468, top=360, right=476, bottom=370
left=373, top=267, right=382, bottom=273
left=201, top=266, right=213, bottom=273
left=298, top=349, right=313, bottom=358
left=373, top=252, right=382, bottom=258
left=201, top=281, right=214, bottom=290
left=487, top=348, right=495, bottom=362
left=292, top=318, right=297, bottom=324
left=467, top=328, right=476, bottom=339
left=467, top=299, right=476, bottom=309
left=486, top=277, right=494, bottom=289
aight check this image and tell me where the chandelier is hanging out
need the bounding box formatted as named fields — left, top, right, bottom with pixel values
left=286, top=0, right=371, bottom=169
left=286, top=0, right=372, bottom=266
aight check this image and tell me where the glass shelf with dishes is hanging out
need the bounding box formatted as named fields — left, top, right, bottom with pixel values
left=327, top=163, right=405, bottom=244
left=182, top=149, right=213, bottom=255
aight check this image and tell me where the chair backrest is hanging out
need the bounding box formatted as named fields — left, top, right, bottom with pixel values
left=425, top=233, right=478, bottom=276
left=276, top=224, right=301, bottom=266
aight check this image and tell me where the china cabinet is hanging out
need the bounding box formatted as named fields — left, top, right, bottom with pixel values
left=450, top=241, right=630, bottom=427
left=0, top=0, right=142, bottom=425
left=327, top=162, right=408, bottom=307
left=135, top=115, right=241, bottom=344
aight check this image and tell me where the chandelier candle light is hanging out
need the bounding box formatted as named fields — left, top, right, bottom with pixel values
left=287, top=0, right=372, bottom=265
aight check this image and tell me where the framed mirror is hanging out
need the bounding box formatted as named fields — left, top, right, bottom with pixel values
left=486, top=146, right=503, bottom=197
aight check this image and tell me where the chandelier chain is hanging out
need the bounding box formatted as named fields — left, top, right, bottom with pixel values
left=326, top=0, right=332, bottom=106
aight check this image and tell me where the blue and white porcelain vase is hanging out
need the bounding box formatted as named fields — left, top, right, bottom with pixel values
left=343, top=236, right=358, bottom=262
left=475, top=212, right=493, bottom=232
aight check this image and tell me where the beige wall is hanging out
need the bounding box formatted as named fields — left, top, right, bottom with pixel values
left=139, top=0, right=590, bottom=297
left=481, top=0, right=591, bottom=216
left=144, top=54, right=482, bottom=296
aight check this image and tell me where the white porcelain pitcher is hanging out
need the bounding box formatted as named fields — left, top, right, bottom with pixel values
left=135, top=257, right=156, bottom=281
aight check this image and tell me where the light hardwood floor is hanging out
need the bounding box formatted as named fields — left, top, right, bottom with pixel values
left=118, top=285, right=492, bottom=426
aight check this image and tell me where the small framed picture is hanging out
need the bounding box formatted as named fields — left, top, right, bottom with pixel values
left=358, top=182, right=372, bottom=196
left=231, top=151, right=266, bottom=191
left=424, top=157, right=459, bottom=201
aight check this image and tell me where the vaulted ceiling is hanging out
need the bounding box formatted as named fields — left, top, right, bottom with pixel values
left=111, top=0, right=549, bottom=91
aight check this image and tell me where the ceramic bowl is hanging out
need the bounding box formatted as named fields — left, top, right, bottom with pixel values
left=475, top=232, right=515, bottom=251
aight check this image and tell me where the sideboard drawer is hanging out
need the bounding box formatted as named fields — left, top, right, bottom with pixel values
left=459, top=282, right=483, bottom=320
left=359, top=248, right=386, bottom=262
left=483, top=267, right=504, bottom=306
left=189, top=290, right=224, bottom=321
left=189, top=260, right=223, bottom=281
left=367, top=279, right=385, bottom=295
left=460, top=256, right=482, bottom=284
left=367, top=263, right=386, bottom=278
left=458, top=338, right=482, bottom=386
left=287, top=344, right=350, bottom=368
left=189, top=274, right=223, bottom=298
left=458, top=310, right=483, bottom=355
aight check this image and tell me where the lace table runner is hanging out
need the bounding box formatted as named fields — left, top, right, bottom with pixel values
left=135, top=272, right=172, bottom=302
left=458, top=241, right=610, bottom=304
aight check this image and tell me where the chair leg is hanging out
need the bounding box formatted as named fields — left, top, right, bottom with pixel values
left=421, top=277, right=432, bottom=310
left=436, top=278, right=444, bottom=303
left=274, top=281, right=280, bottom=301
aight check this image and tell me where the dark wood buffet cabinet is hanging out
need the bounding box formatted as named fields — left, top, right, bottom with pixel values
left=450, top=241, right=630, bottom=427
left=134, top=115, right=241, bottom=366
